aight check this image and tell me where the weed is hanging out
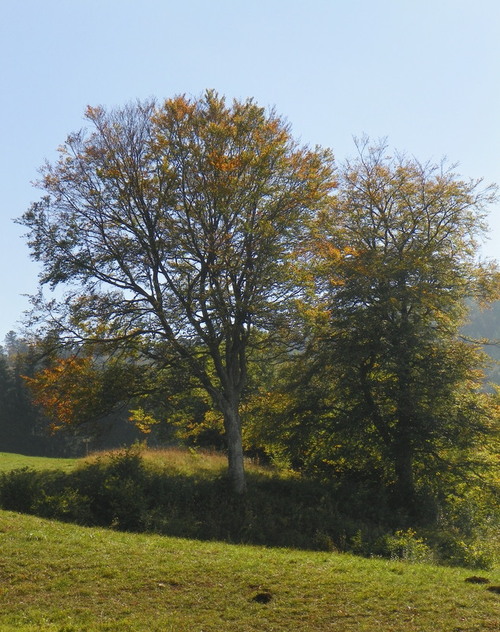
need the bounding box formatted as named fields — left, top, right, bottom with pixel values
left=384, top=528, right=435, bottom=564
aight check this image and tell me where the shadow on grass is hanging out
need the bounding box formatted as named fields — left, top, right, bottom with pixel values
left=1, top=448, right=495, bottom=570
left=0, top=449, right=392, bottom=553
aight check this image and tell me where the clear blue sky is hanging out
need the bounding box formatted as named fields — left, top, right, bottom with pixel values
left=1, top=0, right=499, bottom=343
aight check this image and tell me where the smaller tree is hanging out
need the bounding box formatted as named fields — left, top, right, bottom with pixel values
left=25, top=353, right=139, bottom=433
left=306, top=138, right=499, bottom=513
left=24, top=344, right=201, bottom=444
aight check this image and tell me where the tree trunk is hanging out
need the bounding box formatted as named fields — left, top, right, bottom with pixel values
left=220, top=397, right=247, bottom=495
left=392, top=433, right=416, bottom=516
left=393, top=306, right=417, bottom=515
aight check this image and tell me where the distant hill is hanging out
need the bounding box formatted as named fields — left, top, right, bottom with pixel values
left=463, top=301, right=500, bottom=385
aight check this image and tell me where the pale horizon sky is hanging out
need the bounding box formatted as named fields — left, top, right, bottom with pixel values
left=1, top=0, right=499, bottom=343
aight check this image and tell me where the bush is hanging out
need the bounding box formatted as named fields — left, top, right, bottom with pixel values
left=70, top=448, right=150, bottom=530
left=0, top=468, right=42, bottom=513
left=383, top=529, right=434, bottom=564
left=432, top=532, right=495, bottom=570
left=33, top=487, right=93, bottom=524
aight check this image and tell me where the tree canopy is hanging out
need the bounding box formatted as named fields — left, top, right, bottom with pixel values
left=301, top=138, right=499, bottom=511
left=20, top=91, right=335, bottom=493
left=18, top=91, right=499, bottom=511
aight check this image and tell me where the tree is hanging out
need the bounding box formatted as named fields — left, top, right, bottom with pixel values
left=20, top=91, right=335, bottom=493
left=0, top=348, right=16, bottom=444
left=23, top=340, right=210, bottom=449
left=306, top=138, right=499, bottom=512
left=0, top=333, right=56, bottom=455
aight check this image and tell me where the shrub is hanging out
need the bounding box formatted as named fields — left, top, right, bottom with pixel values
left=432, top=532, right=495, bottom=570
left=0, top=468, right=42, bottom=513
left=33, top=487, right=93, bottom=524
left=383, top=529, right=434, bottom=564
left=71, top=448, right=150, bottom=530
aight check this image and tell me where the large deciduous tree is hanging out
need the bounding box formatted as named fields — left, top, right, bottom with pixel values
left=307, top=138, right=499, bottom=512
left=20, top=91, right=335, bottom=493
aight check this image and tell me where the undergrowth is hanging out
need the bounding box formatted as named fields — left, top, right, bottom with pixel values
left=0, top=447, right=497, bottom=569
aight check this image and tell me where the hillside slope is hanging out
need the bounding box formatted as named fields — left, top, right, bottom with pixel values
left=0, top=509, right=499, bottom=631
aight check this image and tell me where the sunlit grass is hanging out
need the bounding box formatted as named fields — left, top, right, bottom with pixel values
left=128, top=445, right=229, bottom=476
left=91, top=445, right=275, bottom=478
left=0, top=509, right=498, bottom=631
left=0, top=447, right=235, bottom=477
left=1, top=448, right=498, bottom=568
left=0, top=452, right=78, bottom=473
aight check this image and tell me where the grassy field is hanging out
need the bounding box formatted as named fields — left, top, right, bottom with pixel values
left=0, top=448, right=228, bottom=476
left=0, top=452, right=78, bottom=473
left=0, top=508, right=499, bottom=632
left=0, top=450, right=498, bottom=630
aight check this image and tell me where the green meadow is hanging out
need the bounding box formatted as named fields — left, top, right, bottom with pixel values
left=0, top=453, right=78, bottom=473
left=1, top=509, right=499, bottom=632
left=0, top=450, right=498, bottom=631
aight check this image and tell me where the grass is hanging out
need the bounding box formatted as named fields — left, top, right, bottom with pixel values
left=0, top=452, right=78, bottom=474
left=141, top=447, right=229, bottom=473
left=0, top=448, right=229, bottom=476
left=0, top=509, right=499, bottom=632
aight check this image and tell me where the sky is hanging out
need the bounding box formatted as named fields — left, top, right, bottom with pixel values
left=1, top=0, right=499, bottom=343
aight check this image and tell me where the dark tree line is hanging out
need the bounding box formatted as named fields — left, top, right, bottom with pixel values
left=0, top=332, right=146, bottom=456
left=0, top=332, right=50, bottom=454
